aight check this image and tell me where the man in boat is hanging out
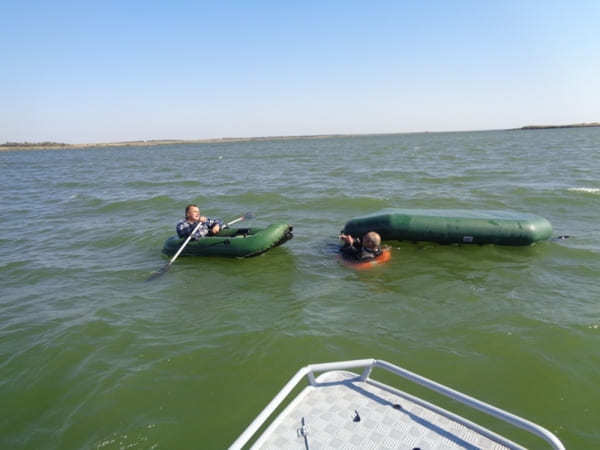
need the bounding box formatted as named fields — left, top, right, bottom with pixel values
left=339, top=231, right=382, bottom=261
left=176, top=204, right=223, bottom=240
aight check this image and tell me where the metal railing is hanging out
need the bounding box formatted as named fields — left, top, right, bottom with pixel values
left=229, top=358, right=565, bottom=450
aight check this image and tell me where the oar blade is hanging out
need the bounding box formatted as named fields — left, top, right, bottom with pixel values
left=146, top=262, right=171, bottom=281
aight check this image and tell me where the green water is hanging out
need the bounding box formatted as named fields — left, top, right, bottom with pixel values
left=1, top=129, right=599, bottom=449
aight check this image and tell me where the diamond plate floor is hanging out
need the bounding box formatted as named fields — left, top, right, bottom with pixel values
left=254, top=370, right=511, bottom=450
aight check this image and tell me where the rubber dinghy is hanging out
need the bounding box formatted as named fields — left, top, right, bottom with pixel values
left=342, top=209, right=552, bottom=246
left=162, top=223, right=293, bottom=257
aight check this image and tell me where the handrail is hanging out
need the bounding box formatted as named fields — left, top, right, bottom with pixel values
left=229, top=358, right=565, bottom=450
left=229, top=366, right=310, bottom=450
left=230, top=359, right=376, bottom=449
left=372, top=360, right=565, bottom=450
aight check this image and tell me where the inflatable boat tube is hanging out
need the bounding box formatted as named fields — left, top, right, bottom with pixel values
left=162, top=223, right=293, bottom=257
left=342, top=209, right=552, bottom=246
left=340, top=247, right=392, bottom=270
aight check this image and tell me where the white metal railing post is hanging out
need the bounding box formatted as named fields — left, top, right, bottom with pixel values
left=360, top=363, right=374, bottom=380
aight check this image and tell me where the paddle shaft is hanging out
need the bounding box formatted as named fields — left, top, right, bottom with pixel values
left=167, top=220, right=204, bottom=265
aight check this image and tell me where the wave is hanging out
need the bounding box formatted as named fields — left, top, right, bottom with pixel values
left=124, top=180, right=202, bottom=188
left=568, top=187, right=600, bottom=194
left=95, top=195, right=180, bottom=213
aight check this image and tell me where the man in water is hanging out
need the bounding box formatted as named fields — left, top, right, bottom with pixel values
left=339, top=231, right=383, bottom=261
left=176, top=204, right=222, bottom=239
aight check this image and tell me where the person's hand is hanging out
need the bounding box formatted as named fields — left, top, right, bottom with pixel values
left=339, top=234, right=353, bottom=246
left=211, top=223, right=220, bottom=234
left=199, top=216, right=208, bottom=222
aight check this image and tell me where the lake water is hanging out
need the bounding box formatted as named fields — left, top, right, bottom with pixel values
left=1, top=128, right=599, bottom=449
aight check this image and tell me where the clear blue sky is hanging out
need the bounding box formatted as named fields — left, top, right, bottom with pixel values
left=1, top=1, right=599, bottom=143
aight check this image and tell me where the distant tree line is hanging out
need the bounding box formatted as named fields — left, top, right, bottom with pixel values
left=520, top=122, right=600, bottom=130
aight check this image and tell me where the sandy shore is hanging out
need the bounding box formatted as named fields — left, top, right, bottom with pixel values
left=0, top=134, right=372, bottom=151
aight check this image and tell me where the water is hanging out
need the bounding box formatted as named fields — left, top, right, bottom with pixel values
left=1, top=129, right=599, bottom=449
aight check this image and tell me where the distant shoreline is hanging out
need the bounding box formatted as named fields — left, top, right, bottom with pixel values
left=518, top=122, right=600, bottom=130
left=0, top=133, right=422, bottom=151
left=2, top=123, right=599, bottom=151
left=0, top=134, right=393, bottom=151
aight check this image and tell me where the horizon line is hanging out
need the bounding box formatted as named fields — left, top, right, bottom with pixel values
left=2, top=122, right=599, bottom=150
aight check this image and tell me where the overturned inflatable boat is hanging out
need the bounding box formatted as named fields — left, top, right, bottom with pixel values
left=162, top=223, right=293, bottom=257
left=342, top=209, right=552, bottom=246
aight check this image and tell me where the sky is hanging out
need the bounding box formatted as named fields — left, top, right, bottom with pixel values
left=1, top=1, right=599, bottom=143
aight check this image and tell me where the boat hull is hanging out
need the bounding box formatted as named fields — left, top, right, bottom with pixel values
left=342, top=209, right=553, bottom=245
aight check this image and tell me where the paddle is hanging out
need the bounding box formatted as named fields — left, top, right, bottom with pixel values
left=146, top=212, right=254, bottom=281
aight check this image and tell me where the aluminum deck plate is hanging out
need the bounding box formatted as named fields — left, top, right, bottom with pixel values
left=253, top=370, right=511, bottom=450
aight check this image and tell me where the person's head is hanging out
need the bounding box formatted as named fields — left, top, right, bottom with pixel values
left=185, top=204, right=200, bottom=221
left=362, top=231, right=381, bottom=250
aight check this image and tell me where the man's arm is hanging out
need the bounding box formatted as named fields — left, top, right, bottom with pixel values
left=177, top=220, right=209, bottom=239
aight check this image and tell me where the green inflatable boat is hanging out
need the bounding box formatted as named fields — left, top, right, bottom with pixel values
left=162, top=223, right=293, bottom=257
left=342, top=209, right=552, bottom=246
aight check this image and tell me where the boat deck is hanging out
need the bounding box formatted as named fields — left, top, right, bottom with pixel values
left=253, top=370, right=512, bottom=449
left=230, top=359, right=564, bottom=450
